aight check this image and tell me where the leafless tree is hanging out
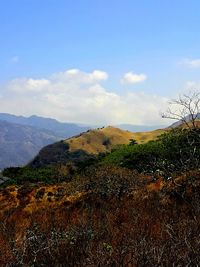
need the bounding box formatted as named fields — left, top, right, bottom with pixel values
left=161, top=90, right=200, bottom=129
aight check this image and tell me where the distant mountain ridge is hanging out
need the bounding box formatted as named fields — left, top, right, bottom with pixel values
left=0, top=113, right=166, bottom=135
left=0, top=120, right=59, bottom=169
left=0, top=113, right=90, bottom=139
left=169, top=113, right=200, bottom=128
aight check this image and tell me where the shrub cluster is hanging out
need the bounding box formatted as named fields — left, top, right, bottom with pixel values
left=103, top=128, right=200, bottom=178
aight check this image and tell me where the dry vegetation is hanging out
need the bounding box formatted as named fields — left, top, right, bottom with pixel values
left=0, top=165, right=200, bottom=266
left=67, top=126, right=165, bottom=154
left=23, top=126, right=165, bottom=171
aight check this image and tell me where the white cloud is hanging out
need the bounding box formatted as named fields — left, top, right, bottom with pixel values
left=181, top=58, right=200, bottom=68
left=51, top=69, right=108, bottom=84
left=91, top=70, right=108, bottom=81
left=8, top=78, right=50, bottom=93
left=0, top=69, right=168, bottom=125
left=121, top=72, right=147, bottom=84
left=66, top=69, right=79, bottom=75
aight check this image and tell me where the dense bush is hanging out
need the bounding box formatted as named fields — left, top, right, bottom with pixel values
left=158, top=128, right=200, bottom=172
left=103, top=141, right=164, bottom=172
left=2, top=165, right=72, bottom=185
left=103, top=128, right=200, bottom=178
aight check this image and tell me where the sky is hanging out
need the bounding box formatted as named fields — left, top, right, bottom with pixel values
left=0, top=0, right=200, bottom=125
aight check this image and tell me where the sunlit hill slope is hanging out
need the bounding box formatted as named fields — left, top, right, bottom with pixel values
left=30, top=126, right=165, bottom=168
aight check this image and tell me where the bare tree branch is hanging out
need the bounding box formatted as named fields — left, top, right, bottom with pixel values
left=161, top=90, right=200, bottom=129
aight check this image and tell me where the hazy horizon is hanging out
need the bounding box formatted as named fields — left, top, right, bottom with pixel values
left=0, top=112, right=168, bottom=128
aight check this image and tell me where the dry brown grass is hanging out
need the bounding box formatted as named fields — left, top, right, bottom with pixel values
left=66, top=126, right=166, bottom=155
left=0, top=168, right=200, bottom=266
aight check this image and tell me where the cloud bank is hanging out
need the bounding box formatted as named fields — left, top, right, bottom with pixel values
left=0, top=69, right=168, bottom=125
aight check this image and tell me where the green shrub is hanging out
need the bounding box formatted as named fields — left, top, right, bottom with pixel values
left=129, top=139, right=138, bottom=145
left=102, top=128, right=200, bottom=177
left=103, top=141, right=164, bottom=173
left=2, top=165, right=60, bottom=185
left=159, top=128, right=200, bottom=172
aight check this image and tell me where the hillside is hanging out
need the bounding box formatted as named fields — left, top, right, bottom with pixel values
left=0, top=120, right=59, bottom=169
left=29, top=126, right=165, bottom=168
left=67, top=126, right=165, bottom=153
left=169, top=113, right=200, bottom=128
left=170, top=119, right=200, bottom=129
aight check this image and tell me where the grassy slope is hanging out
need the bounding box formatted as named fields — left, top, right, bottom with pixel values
left=25, top=126, right=165, bottom=170
left=66, top=126, right=165, bottom=154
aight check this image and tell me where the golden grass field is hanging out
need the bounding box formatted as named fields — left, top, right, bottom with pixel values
left=65, top=126, right=166, bottom=154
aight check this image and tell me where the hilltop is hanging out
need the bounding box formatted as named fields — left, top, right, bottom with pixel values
left=67, top=126, right=165, bottom=153
left=29, top=126, right=165, bottom=168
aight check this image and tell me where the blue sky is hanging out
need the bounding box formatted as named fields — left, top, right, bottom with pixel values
left=0, top=0, right=200, bottom=125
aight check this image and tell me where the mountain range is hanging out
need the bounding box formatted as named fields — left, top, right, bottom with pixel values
left=0, top=120, right=59, bottom=169
left=0, top=113, right=90, bottom=139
